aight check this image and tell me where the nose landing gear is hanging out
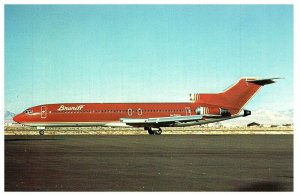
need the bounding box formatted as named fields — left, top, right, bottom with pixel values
left=39, top=130, right=45, bottom=135
left=37, top=127, right=45, bottom=135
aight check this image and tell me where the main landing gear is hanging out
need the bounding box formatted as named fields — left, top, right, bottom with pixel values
left=145, top=127, right=162, bottom=135
left=37, top=127, right=45, bottom=135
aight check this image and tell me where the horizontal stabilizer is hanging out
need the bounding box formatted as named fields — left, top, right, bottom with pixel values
left=246, top=78, right=281, bottom=86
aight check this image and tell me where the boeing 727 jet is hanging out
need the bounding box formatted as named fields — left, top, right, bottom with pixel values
left=13, top=77, right=279, bottom=135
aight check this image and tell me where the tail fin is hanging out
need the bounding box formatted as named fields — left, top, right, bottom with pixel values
left=191, top=77, right=279, bottom=111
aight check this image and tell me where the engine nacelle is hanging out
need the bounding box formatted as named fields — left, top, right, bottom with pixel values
left=243, top=110, right=251, bottom=116
left=195, top=107, right=206, bottom=115
left=195, top=107, right=231, bottom=116
left=220, top=108, right=231, bottom=117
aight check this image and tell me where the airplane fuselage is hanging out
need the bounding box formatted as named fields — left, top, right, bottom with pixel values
left=13, top=102, right=239, bottom=127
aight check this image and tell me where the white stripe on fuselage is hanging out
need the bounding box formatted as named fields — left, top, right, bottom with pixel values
left=21, top=121, right=130, bottom=127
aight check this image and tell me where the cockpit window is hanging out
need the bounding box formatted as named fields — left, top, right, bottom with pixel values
left=24, top=109, right=33, bottom=114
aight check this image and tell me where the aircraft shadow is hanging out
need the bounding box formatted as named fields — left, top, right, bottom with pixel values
left=236, top=181, right=290, bottom=191
left=5, top=138, right=64, bottom=142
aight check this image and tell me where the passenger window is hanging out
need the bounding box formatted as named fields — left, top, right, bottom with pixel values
left=138, top=108, right=142, bottom=116
left=128, top=108, right=132, bottom=116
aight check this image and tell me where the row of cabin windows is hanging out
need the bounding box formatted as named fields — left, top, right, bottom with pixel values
left=51, top=109, right=187, bottom=113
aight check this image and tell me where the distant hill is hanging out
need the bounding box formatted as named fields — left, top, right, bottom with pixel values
left=4, top=110, right=16, bottom=123
left=221, top=109, right=293, bottom=127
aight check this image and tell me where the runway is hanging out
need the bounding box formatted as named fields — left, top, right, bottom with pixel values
left=5, top=134, right=293, bottom=191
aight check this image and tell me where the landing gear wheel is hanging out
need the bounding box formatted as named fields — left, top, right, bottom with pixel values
left=145, top=127, right=162, bottom=135
left=148, top=129, right=155, bottom=135
left=153, top=128, right=162, bottom=135
left=39, top=130, right=45, bottom=135
left=145, top=127, right=155, bottom=135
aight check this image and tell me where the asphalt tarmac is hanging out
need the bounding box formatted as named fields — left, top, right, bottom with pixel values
left=5, top=134, right=293, bottom=191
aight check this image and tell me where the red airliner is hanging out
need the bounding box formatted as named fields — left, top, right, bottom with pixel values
left=13, top=77, right=279, bottom=135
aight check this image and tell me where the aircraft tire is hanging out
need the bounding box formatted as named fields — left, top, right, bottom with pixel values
left=148, top=129, right=155, bottom=135
left=154, top=128, right=162, bottom=135
left=39, top=130, right=45, bottom=135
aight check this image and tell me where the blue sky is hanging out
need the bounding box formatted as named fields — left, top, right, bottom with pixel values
left=5, top=5, right=293, bottom=113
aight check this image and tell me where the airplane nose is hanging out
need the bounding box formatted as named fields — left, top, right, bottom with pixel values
left=13, top=114, right=22, bottom=123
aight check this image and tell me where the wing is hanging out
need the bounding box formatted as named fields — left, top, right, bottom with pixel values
left=120, top=115, right=203, bottom=127
left=120, top=110, right=249, bottom=128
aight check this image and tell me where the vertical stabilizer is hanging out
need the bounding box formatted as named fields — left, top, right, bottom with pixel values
left=192, top=78, right=279, bottom=112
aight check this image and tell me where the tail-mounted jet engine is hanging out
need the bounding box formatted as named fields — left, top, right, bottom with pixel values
left=220, top=108, right=231, bottom=117
left=195, top=107, right=231, bottom=117
left=243, top=110, right=251, bottom=116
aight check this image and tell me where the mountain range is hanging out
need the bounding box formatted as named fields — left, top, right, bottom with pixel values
left=221, top=109, right=293, bottom=127
left=4, top=110, right=16, bottom=123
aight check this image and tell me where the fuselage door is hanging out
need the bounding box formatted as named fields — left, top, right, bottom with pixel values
left=41, top=106, right=47, bottom=118
left=185, top=107, right=191, bottom=116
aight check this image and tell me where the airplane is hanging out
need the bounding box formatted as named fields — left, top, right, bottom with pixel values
left=13, top=77, right=279, bottom=135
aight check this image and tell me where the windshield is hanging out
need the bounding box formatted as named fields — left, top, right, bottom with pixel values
left=23, top=109, right=33, bottom=114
